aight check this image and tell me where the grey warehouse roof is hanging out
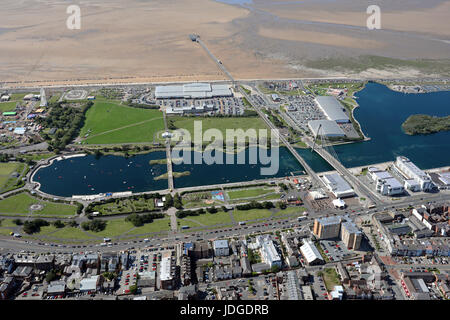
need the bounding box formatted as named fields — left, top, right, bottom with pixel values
left=308, top=120, right=346, bottom=137
left=155, top=83, right=232, bottom=99
left=315, top=96, right=350, bottom=122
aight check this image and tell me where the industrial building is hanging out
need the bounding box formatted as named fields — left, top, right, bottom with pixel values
left=155, top=83, right=232, bottom=99
left=300, top=240, right=324, bottom=265
left=322, top=173, right=355, bottom=198
left=308, top=120, right=346, bottom=137
left=368, top=167, right=404, bottom=196
left=394, top=156, right=434, bottom=192
left=166, top=104, right=214, bottom=115
left=313, top=216, right=342, bottom=239
left=315, top=96, right=350, bottom=123
left=341, top=221, right=362, bottom=250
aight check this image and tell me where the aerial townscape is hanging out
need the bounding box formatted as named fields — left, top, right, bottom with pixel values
left=0, top=0, right=449, bottom=309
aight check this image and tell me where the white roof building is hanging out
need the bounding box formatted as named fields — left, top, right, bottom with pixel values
left=79, top=275, right=99, bottom=292
left=300, top=240, right=324, bottom=265
left=395, top=156, right=434, bottom=192
left=315, top=96, right=350, bottom=123
left=155, top=83, right=232, bottom=99
left=308, top=120, right=346, bottom=137
left=322, top=173, right=355, bottom=198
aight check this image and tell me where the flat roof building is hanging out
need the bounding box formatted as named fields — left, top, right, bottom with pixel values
left=315, top=96, right=350, bottom=123
left=155, top=83, right=232, bottom=99
left=313, top=216, right=342, bottom=239
left=395, top=156, right=434, bottom=192
left=308, top=120, right=346, bottom=137
left=322, top=173, right=355, bottom=198
left=341, top=221, right=362, bottom=250
left=213, top=240, right=230, bottom=257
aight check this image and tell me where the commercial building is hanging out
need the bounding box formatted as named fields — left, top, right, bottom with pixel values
left=368, top=167, right=404, bottom=196
left=213, top=240, right=230, bottom=257
left=322, top=173, right=355, bottom=198
left=315, top=96, right=350, bottom=123
left=165, top=104, right=214, bottom=115
left=155, top=83, right=232, bottom=99
left=394, top=156, right=434, bottom=192
left=259, top=238, right=282, bottom=268
left=159, top=251, right=176, bottom=290
left=341, top=221, right=362, bottom=250
left=79, top=275, right=102, bottom=293
left=300, top=240, right=324, bottom=265
left=308, top=120, right=346, bottom=138
left=271, top=94, right=281, bottom=102
left=313, top=216, right=342, bottom=239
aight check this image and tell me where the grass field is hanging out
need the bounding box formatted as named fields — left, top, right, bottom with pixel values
left=80, top=98, right=165, bottom=144
left=227, top=187, right=276, bottom=200
left=170, top=116, right=269, bottom=140
left=0, top=162, right=20, bottom=189
left=126, top=218, right=171, bottom=235
left=0, top=102, right=17, bottom=112
left=88, top=219, right=135, bottom=238
left=178, top=211, right=232, bottom=229
left=233, top=208, right=273, bottom=222
left=0, top=192, right=77, bottom=217
left=272, top=206, right=306, bottom=217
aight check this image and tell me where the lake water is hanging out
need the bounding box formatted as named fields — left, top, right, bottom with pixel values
left=34, top=147, right=304, bottom=197
left=333, top=82, right=450, bottom=169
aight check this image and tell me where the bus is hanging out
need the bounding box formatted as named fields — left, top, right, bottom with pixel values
left=181, top=226, right=190, bottom=230
left=239, top=221, right=246, bottom=226
left=297, top=216, right=307, bottom=222
left=103, top=238, right=111, bottom=243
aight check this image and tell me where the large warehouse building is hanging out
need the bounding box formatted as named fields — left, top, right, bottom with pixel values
left=155, top=83, right=232, bottom=99
left=315, top=96, right=350, bottom=123
left=322, top=173, right=355, bottom=198
left=308, top=120, right=346, bottom=137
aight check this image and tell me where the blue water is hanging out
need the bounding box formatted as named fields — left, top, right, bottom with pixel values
left=34, top=147, right=304, bottom=197
left=35, top=152, right=168, bottom=197
left=173, top=146, right=304, bottom=188
left=331, top=82, right=450, bottom=169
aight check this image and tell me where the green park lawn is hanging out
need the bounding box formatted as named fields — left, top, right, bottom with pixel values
left=272, top=206, right=307, bottom=217
left=126, top=218, right=171, bottom=235
left=170, top=116, right=269, bottom=139
left=178, top=211, right=232, bottom=229
left=80, top=99, right=165, bottom=144
left=0, top=102, right=17, bottom=112
left=232, top=208, right=273, bottom=222
left=227, top=187, right=276, bottom=200
left=88, top=219, right=135, bottom=238
left=45, top=227, right=96, bottom=240
left=0, top=192, right=77, bottom=216
left=0, top=162, right=21, bottom=188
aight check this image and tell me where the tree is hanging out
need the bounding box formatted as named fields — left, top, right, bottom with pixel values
left=129, top=284, right=138, bottom=295
left=53, top=220, right=65, bottom=228
left=46, top=270, right=58, bottom=283
left=13, top=219, right=23, bottom=225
